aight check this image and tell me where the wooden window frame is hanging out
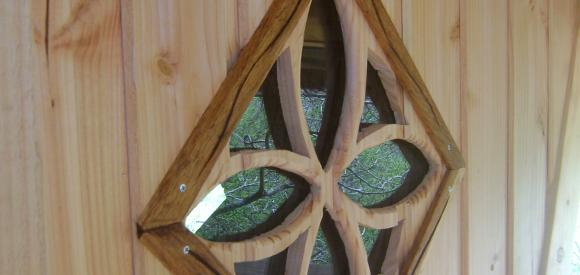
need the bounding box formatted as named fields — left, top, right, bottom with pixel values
left=136, top=0, right=465, bottom=274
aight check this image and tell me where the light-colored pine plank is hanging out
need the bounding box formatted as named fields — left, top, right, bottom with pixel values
left=42, top=0, right=134, bottom=274
left=122, top=1, right=274, bottom=273
left=547, top=0, right=579, bottom=193
left=0, top=0, right=48, bottom=274
left=542, top=18, right=580, bottom=275
left=400, top=0, right=462, bottom=274
left=507, top=0, right=549, bottom=274
left=461, top=1, right=509, bottom=274
left=137, top=0, right=310, bottom=231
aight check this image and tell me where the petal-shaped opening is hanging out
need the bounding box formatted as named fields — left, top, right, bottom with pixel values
left=300, top=0, right=346, bottom=166
left=360, top=63, right=397, bottom=127
left=359, top=226, right=380, bottom=255
left=230, top=62, right=293, bottom=151
left=187, top=167, right=309, bottom=241
left=362, top=227, right=393, bottom=275
left=339, top=139, right=428, bottom=207
left=308, top=211, right=349, bottom=275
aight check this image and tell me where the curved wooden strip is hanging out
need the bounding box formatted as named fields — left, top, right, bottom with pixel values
left=329, top=185, right=372, bottom=275
left=354, top=0, right=464, bottom=170
left=333, top=124, right=446, bottom=230
left=226, top=150, right=324, bottom=186
left=188, top=149, right=324, bottom=219
left=325, top=0, right=370, bottom=182
left=401, top=168, right=465, bottom=274
left=138, top=0, right=313, bottom=230
left=204, top=193, right=323, bottom=263
left=367, top=48, right=406, bottom=125
left=380, top=223, right=403, bottom=275
left=338, top=191, right=399, bottom=229
left=285, top=213, right=323, bottom=275
left=277, top=18, right=318, bottom=159
left=355, top=124, right=405, bottom=155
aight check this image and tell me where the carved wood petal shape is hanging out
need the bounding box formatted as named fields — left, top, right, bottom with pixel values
left=137, top=0, right=465, bottom=274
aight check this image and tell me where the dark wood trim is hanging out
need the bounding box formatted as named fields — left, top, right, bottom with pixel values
left=140, top=224, right=231, bottom=275
left=355, top=0, right=465, bottom=170
left=353, top=1, right=466, bottom=273
left=137, top=0, right=312, bottom=230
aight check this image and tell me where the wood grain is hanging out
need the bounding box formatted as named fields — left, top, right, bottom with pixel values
left=138, top=0, right=312, bottom=230
left=354, top=0, right=465, bottom=170
left=0, top=0, right=48, bottom=274
left=461, top=1, right=509, bottom=274
left=3, top=1, right=579, bottom=275
left=43, top=0, right=135, bottom=274
left=507, top=0, right=549, bottom=274
left=401, top=168, right=465, bottom=274
left=542, top=17, right=580, bottom=275
left=547, top=0, right=579, bottom=195
left=399, top=0, right=462, bottom=274
left=141, top=223, right=231, bottom=275
left=122, top=1, right=261, bottom=274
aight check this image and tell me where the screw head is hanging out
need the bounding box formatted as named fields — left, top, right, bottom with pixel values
left=183, top=245, right=190, bottom=255
left=448, top=185, right=454, bottom=194
left=447, top=144, right=453, bottom=151
left=179, top=184, right=187, bottom=193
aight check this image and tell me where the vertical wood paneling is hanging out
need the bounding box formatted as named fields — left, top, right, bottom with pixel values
left=507, top=0, right=549, bottom=274
left=0, top=0, right=47, bottom=274
left=400, top=0, right=462, bottom=274
left=122, top=0, right=271, bottom=274
left=0, top=1, right=578, bottom=274
left=543, top=14, right=579, bottom=274
left=461, top=1, right=509, bottom=274
left=547, top=0, right=578, bottom=193
left=123, top=1, right=235, bottom=274
left=42, top=0, right=134, bottom=274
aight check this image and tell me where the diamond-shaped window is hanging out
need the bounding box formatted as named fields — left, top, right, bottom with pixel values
left=138, top=0, right=464, bottom=274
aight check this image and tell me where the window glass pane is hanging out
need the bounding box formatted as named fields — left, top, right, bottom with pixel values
left=339, top=141, right=410, bottom=207
left=311, top=228, right=333, bottom=265
left=308, top=212, right=349, bottom=275
left=362, top=227, right=393, bottom=275
left=300, top=0, right=345, bottom=166
left=361, top=95, right=381, bottom=124
left=230, top=96, right=275, bottom=150
left=360, top=226, right=380, bottom=255
left=360, top=63, right=397, bottom=127
left=187, top=168, right=308, bottom=241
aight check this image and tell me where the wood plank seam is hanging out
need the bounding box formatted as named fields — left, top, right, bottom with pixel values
left=135, top=0, right=465, bottom=274
left=353, top=0, right=466, bottom=274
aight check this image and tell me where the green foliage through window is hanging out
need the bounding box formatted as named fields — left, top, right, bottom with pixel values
left=361, top=96, right=381, bottom=124
left=190, top=168, right=296, bottom=241
left=360, top=226, right=380, bottom=255
left=229, top=96, right=275, bottom=150
left=311, top=229, right=333, bottom=265
left=339, top=142, right=411, bottom=207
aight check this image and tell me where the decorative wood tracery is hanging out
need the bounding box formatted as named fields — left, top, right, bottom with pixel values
left=137, top=0, right=465, bottom=274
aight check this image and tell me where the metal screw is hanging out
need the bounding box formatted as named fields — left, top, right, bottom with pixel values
left=448, top=185, right=454, bottom=194
left=179, top=183, right=187, bottom=193
left=447, top=144, right=453, bottom=151
left=183, top=245, right=190, bottom=255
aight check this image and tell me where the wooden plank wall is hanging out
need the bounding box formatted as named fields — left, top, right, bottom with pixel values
left=1, top=0, right=134, bottom=274
left=0, top=0, right=577, bottom=275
